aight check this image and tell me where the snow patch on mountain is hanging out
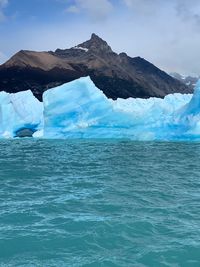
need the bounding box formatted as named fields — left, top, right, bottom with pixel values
left=72, top=46, right=89, bottom=52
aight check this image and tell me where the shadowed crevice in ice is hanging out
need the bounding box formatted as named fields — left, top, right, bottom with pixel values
left=15, top=127, right=37, bottom=138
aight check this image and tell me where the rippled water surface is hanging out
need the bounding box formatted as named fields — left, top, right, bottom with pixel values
left=0, top=140, right=200, bottom=266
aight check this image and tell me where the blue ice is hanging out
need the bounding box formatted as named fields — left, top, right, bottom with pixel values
left=42, top=77, right=194, bottom=140
left=0, top=76, right=200, bottom=140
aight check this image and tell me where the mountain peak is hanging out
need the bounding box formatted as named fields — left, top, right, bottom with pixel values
left=0, top=34, right=191, bottom=102
left=90, top=33, right=102, bottom=41
left=78, top=33, right=113, bottom=53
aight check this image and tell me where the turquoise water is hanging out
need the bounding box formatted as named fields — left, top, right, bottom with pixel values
left=0, top=140, right=200, bottom=267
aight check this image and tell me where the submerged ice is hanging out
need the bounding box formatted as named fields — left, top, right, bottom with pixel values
left=1, top=76, right=200, bottom=140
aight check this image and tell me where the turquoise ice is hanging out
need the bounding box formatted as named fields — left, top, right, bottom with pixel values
left=0, top=90, right=43, bottom=138
left=42, top=77, right=193, bottom=140
left=1, top=76, right=200, bottom=140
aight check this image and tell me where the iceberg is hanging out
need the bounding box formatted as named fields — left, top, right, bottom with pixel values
left=42, top=77, right=193, bottom=140
left=0, top=90, right=43, bottom=138
left=1, top=76, right=200, bottom=140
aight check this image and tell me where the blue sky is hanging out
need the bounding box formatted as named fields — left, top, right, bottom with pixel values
left=0, top=0, right=200, bottom=75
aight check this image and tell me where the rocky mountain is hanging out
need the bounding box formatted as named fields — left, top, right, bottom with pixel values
left=0, top=33, right=191, bottom=101
left=170, top=72, right=199, bottom=90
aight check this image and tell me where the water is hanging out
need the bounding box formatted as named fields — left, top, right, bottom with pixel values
left=0, top=140, right=200, bottom=267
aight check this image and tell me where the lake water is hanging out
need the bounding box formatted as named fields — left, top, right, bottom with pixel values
left=0, top=140, right=200, bottom=266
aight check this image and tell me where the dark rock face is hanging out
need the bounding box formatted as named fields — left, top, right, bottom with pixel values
left=0, top=34, right=191, bottom=101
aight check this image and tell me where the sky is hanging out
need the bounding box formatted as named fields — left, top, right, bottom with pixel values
left=0, top=0, right=200, bottom=76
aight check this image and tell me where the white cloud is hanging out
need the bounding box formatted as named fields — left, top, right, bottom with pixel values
left=67, top=0, right=113, bottom=21
left=115, top=0, right=200, bottom=75
left=123, top=0, right=171, bottom=18
left=123, top=0, right=200, bottom=21
left=0, top=0, right=8, bottom=21
left=0, top=0, right=8, bottom=7
left=66, top=5, right=79, bottom=14
left=123, top=0, right=160, bottom=10
left=175, top=0, right=200, bottom=27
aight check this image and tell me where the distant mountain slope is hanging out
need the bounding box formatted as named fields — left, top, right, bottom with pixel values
left=170, top=72, right=199, bottom=90
left=0, top=33, right=191, bottom=101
